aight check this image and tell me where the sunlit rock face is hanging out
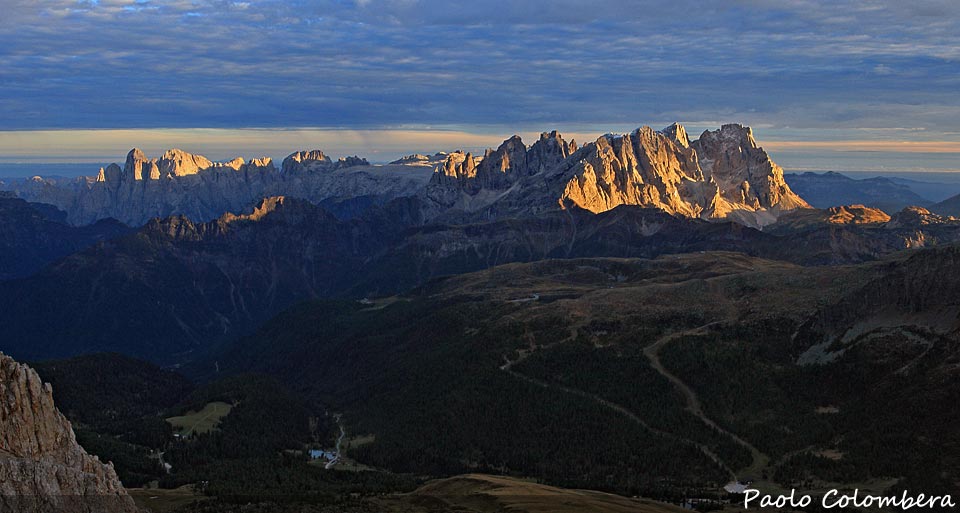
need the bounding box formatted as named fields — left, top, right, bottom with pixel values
left=692, top=124, right=809, bottom=213
left=0, top=353, right=139, bottom=513
left=429, top=123, right=809, bottom=228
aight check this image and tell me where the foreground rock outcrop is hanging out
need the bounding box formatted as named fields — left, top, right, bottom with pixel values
left=0, top=353, right=139, bottom=512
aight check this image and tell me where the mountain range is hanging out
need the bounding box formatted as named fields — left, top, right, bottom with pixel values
left=5, top=149, right=427, bottom=226
left=5, top=123, right=809, bottom=230
left=3, top=121, right=960, bottom=511
left=783, top=171, right=932, bottom=212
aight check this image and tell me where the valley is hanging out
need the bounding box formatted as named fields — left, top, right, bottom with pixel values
left=3, top=0, right=959, bottom=510
left=2, top=122, right=960, bottom=512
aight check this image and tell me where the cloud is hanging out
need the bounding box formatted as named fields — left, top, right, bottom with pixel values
left=0, top=0, right=957, bottom=147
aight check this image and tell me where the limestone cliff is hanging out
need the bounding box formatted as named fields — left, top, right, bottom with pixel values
left=429, top=123, right=809, bottom=228
left=0, top=353, right=139, bottom=513
left=9, top=149, right=428, bottom=226
left=431, top=132, right=576, bottom=192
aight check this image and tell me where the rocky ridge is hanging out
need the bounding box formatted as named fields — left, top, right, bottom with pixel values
left=0, top=353, right=138, bottom=512
left=426, top=123, right=809, bottom=227
left=784, top=171, right=931, bottom=213
left=9, top=148, right=424, bottom=226
left=771, top=204, right=892, bottom=232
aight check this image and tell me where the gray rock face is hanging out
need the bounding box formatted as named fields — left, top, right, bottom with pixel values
left=430, top=131, right=576, bottom=192
left=282, top=150, right=332, bottom=173
left=0, top=353, right=139, bottom=513
left=8, top=149, right=432, bottom=226
left=692, top=124, right=808, bottom=214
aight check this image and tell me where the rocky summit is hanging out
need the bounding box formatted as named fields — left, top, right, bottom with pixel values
left=426, top=123, right=809, bottom=228
left=0, top=353, right=138, bottom=513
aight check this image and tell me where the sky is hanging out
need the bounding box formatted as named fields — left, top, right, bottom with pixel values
left=1, top=0, right=959, bottom=171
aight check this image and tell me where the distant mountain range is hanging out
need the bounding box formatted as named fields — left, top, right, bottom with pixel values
left=7, top=123, right=960, bottom=365
left=783, top=171, right=931, bottom=212
left=3, top=123, right=809, bottom=229
left=2, top=149, right=428, bottom=226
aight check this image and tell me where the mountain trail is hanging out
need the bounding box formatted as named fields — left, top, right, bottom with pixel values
left=642, top=323, right=770, bottom=479
left=504, top=367, right=736, bottom=479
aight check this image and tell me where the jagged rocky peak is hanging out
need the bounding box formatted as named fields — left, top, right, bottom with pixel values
left=525, top=130, right=577, bottom=175
left=124, top=148, right=152, bottom=180
left=217, top=196, right=332, bottom=230
left=100, top=148, right=253, bottom=182
left=282, top=150, right=332, bottom=173
left=432, top=151, right=479, bottom=185
left=437, top=122, right=813, bottom=228
left=245, top=157, right=276, bottom=171
left=691, top=123, right=809, bottom=212
left=96, top=163, right=123, bottom=183
left=0, top=353, right=138, bottom=512
left=222, top=157, right=247, bottom=171
left=772, top=204, right=892, bottom=232
left=556, top=126, right=705, bottom=217
left=221, top=196, right=290, bottom=223
left=661, top=122, right=689, bottom=148
left=472, top=135, right=528, bottom=190
left=392, top=154, right=430, bottom=164
left=157, top=148, right=214, bottom=177
left=334, top=156, right=370, bottom=169
left=431, top=130, right=576, bottom=191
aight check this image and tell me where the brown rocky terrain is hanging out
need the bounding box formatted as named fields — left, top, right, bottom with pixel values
left=770, top=204, right=891, bottom=231
left=0, top=353, right=138, bottom=513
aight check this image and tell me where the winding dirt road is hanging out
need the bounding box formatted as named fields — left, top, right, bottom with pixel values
left=504, top=367, right=737, bottom=479
left=642, top=324, right=769, bottom=479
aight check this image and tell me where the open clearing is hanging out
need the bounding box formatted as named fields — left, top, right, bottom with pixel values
left=129, top=485, right=204, bottom=512
left=375, top=474, right=685, bottom=513
left=165, top=401, right=232, bottom=436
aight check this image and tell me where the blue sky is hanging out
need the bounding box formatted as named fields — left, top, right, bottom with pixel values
left=1, top=0, right=959, bottom=169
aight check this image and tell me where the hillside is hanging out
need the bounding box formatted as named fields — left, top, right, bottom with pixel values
left=381, top=474, right=685, bottom=513
left=201, top=246, right=960, bottom=500
left=209, top=253, right=880, bottom=497
left=0, top=194, right=130, bottom=280
left=930, top=191, right=960, bottom=217
left=7, top=186, right=960, bottom=364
